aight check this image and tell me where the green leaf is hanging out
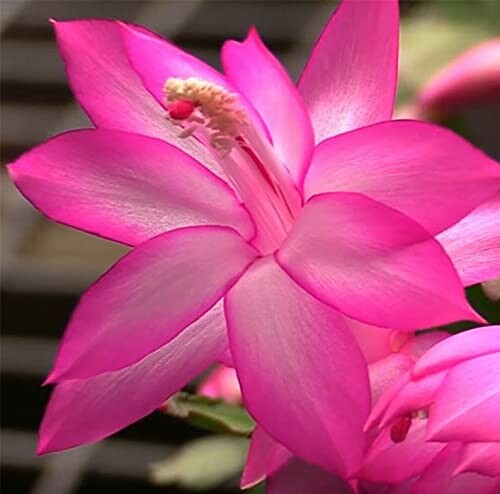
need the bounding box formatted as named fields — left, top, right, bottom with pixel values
left=150, top=435, right=249, bottom=490
left=162, top=392, right=255, bottom=436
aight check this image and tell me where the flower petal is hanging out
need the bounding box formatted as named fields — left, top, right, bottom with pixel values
left=48, top=226, right=257, bottom=382
left=412, top=326, right=500, bottom=378
left=418, top=39, right=500, bottom=116
left=278, top=192, right=480, bottom=331
left=226, top=257, right=370, bottom=476
left=52, top=19, right=221, bottom=177
left=368, top=354, right=414, bottom=406
left=8, top=129, right=255, bottom=246
left=197, top=364, right=241, bottom=404
left=426, top=352, right=500, bottom=442
left=413, top=444, right=500, bottom=494
left=455, top=442, right=500, bottom=477
left=437, top=193, right=500, bottom=286
left=345, top=317, right=411, bottom=364
left=359, top=419, right=446, bottom=484
left=376, top=371, right=445, bottom=430
left=298, top=0, right=399, bottom=142
left=222, top=28, right=314, bottom=185
left=120, top=22, right=268, bottom=137
left=241, top=426, right=292, bottom=489
left=304, top=121, right=500, bottom=236
left=400, top=331, right=450, bottom=363
left=38, top=302, right=227, bottom=453
left=268, top=458, right=353, bottom=494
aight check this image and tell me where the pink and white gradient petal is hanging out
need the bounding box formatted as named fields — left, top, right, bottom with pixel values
left=278, top=192, right=480, bottom=331
left=8, top=130, right=255, bottom=246
left=222, top=28, right=314, bottom=185
left=304, top=121, right=500, bottom=236
left=48, top=226, right=257, bottom=382
left=437, top=194, right=500, bottom=287
left=241, top=426, right=292, bottom=489
left=413, top=325, right=500, bottom=378
left=226, top=257, right=370, bottom=477
left=38, top=302, right=227, bottom=454
left=52, top=19, right=222, bottom=177
left=426, top=352, right=500, bottom=442
left=298, top=0, right=399, bottom=142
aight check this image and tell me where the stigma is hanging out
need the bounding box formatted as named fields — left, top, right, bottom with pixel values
left=164, top=77, right=248, bottom=154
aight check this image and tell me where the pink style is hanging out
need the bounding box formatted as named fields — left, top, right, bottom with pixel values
left=7, top=0, right=500, bottom=480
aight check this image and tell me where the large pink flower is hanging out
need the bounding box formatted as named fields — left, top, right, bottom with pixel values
left=244, top=327, right=500, bottom=493
left=7, top=0, right=500, bottom=474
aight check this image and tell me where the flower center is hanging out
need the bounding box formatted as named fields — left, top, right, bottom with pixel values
left=164, top=77, right=302, bottom=254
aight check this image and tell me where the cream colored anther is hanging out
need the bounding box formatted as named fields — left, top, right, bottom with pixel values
left=163, top=77, right=248, bottom=153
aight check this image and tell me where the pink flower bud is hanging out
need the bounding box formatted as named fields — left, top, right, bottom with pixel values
left=197, top=364, right=242, bottom=404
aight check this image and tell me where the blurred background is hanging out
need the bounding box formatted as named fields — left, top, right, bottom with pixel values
left=1, top=0, right=500, bottom=493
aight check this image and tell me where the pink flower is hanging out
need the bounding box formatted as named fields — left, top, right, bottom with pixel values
left=418, top=39, right=500, bottom=118
left=7, top=0, right=500, bottom=474
left=244, top=327, right=500, bottom=492
left=359, top=325, right=500, bottom=489
left=367, top=325, right=500, bottom=444
left=197, top=364, right=242, bottom=404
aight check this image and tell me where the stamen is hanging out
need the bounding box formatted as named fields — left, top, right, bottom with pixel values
left=163, top=77, right=248, bottom=153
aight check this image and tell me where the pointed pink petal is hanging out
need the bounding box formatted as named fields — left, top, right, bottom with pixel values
left=48, top=226, right=257, bottom=382
left=197, top=364, right=241, bottom=404
left=241, top=426, right=293, bottom=489
left=304, top=121, right=500, bottom=236
left=365, top=371, right=412, bottom=433
left=418, top=39, right=500, bottom=116
left=413, top=325, right=500, bottom=378
left=222, top=28, right=314, bottom=185
left=413, top=444, right=500, bottom=494
left=378, top=371, right=445, bottom=430
left=268, top=458, right=353, bottom=494
left=359, top=419, right=446, bottom=484
left=455, top=442, right=500, bottom=477
left=120, top=22, right=268, bottom=138
left=226, top=257, right=370, bottom=477
left=8, top=129, right=254, bottom=246
left=278, top=192, right=479, bottom=331
left=427, top=352, right=500, bottom=442
left=368, top=354, right=414, bottom=406
left=52, top=19, right=222, bottom=178
left=437, top=193, right=500, bottom=286
left=38, top=302, right=226, bottom=453
left=298, top=0, right=399, bottom=142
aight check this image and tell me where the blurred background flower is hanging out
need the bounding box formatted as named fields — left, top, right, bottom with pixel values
left=1, top=1, right=499, bottom=493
